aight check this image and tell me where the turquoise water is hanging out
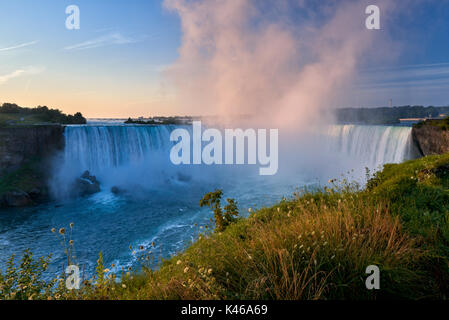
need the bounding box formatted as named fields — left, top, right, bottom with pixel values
left=0, top=123, right=415, bottom=278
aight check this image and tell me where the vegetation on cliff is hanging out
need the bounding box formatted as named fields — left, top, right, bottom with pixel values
left=0, top=103, right=86, bottom=126
left=414, top=117, right=449, bottom=131
left=0, top=158, right=49, bottom=207
left=0, top=102, right=85, bottom=207
left=3, top=154, right=449, bottom=299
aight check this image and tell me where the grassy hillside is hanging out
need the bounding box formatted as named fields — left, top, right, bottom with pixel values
left=3, top=154, right=449, bottom=300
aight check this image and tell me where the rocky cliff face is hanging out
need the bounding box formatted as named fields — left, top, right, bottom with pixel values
left=0, top=125, right=65, bottom=208
left=0, top=125, right=64, bottom=174
left=412, top=124, right=449, bottom=156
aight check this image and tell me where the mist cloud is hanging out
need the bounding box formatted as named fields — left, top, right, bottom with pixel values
left=163, top=0, right=397, bottom=129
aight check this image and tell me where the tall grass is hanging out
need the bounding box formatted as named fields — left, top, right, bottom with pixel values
left=108, top=194, right=431, bottom=300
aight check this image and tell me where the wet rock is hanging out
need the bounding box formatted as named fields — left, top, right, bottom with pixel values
left=2, top=190, right=33, bottom=207
left=73, top=170, right=101, bottom=196
left=177, top=172, right=191, bottom=182
left=81, top=170, right=98, bottom=182
left=28, top=187, right=42, bottom=199
left=111, top=186, right=126, bottom=195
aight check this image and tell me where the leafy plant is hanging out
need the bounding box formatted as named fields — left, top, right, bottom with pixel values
left=200, top=190, right=239, bottom=232
left=0, top=250, right=55, bottom=300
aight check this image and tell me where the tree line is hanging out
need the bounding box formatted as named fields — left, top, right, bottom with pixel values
left=336, top=106, right=449, bottom=124
left=0, top=103, right=86, bottom=124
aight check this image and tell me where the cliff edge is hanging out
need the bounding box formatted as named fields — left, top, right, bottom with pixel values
left=412, top=120, right=449, bottom=156
left=0, top=125, right=64, bottom=172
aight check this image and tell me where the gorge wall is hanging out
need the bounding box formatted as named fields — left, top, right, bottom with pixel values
left=0, top=125, right=65, bottom=208
left=412, top=124, right=449, bottom=156
left=0, top=125, right=64, bottom=174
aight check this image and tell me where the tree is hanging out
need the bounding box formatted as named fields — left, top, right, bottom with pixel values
left=73, top=112, right=87, bottom=124
left=224, top=198, right=239, bottom=223
left=200, top=190, right=239, bottom=232
left=0, top=103, right=21, bottom=113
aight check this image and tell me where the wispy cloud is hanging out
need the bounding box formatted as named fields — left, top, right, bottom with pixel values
left=345, top=62, right=449, bottom=107
left=0, top=66, right=45, bottom=85
left=64, top=33, right=141, bottom=50
left=0, top=40, right=39, bottom=52
left=357, top=63, right=449, bottom=91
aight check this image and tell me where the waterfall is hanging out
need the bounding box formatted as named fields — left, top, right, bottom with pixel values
left=63, top=125, right=175, bottom=173
left=325, top=125, right=417, bottom=169
left=52, top=123, right=418, bottom=199
left=51, top=124, right=181, bottom=198
left=63, top=124, right=415, bottom=173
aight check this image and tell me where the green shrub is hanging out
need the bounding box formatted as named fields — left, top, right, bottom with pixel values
left=200, top=190, right=239, bottom=232
left=0, top=250, right=55, bottom=300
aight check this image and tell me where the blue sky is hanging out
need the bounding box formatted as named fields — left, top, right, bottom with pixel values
left=348, top=0, right=449, bottom=108
left=0, top=0, right=182, bottom=117
left=0, top=0, right=448, bottom=117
